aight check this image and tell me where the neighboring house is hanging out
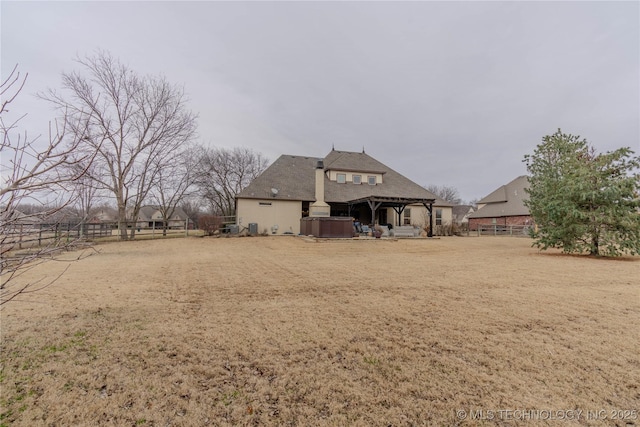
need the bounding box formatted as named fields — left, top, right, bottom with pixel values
left=467, top=176, right=532, bottom=231
left=236, top=149, right=453, bottom=235
left=6, top=209, right=32, bottom=225
left=88, top=207, right=118, bottom=223
left=135, top=206, right=190, bottom=229
left=35, top=207, right=82, bottom=225
left=1, top=209, right=35, bottom=233
left=452, top=205, right=475, bottom=227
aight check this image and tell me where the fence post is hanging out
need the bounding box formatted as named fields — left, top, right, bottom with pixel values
left=185, top=218, right=189, bottom=237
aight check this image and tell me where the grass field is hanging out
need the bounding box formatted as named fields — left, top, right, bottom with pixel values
left=1, top=236, right=638, bottom=426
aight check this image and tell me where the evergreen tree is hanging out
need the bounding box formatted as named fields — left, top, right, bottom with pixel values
left=524, top=129, right=640, bottom=256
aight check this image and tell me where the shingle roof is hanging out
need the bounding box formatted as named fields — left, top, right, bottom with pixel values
left=137, top=206, right=189, bottom=220
left=237, top=149, right=451, bottom=206
left=236, top=154, right=318, bottom=201
left=452, top=205, right=475, bottom=221
left=468, top=176, right=530, bottom=218
left=323, top=150, right=387, bottom=174
left=323, top=151, right=448, bottom=204
left=138, top=206, right=157, bottom=220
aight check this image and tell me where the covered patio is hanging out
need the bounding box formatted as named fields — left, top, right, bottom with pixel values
left=347, top=196, right=436, bottom=237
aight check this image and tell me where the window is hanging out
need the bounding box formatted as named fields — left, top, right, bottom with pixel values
left=352, top=175, right=361, bottom=184
left=404, top=208, right=411, bottom=225
left=368, top=176, right=376, bottom=185
left=259, top=202, right=272, bottom=206
left=436, top=209, right=442, bottom=225
left=337, top=173, right=346, bottom=184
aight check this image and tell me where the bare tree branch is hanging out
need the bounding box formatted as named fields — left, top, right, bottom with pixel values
left=40, top=51, right=198, bottom=240
left=1, top=65, right=97, bottom=306
left=147, top=143, right=198, bottom=235
left=195, top=146, right=268, bottom=216
left=424, top=184, right=462, bottom=205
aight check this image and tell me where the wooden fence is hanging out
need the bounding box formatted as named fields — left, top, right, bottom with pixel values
left=2, top=222, right=104, bottom=250
left=3, top=215, right=248, bottom=248
left=476, top=224, right=531, bottom=237
left=2, top=219, right=200, bottom=251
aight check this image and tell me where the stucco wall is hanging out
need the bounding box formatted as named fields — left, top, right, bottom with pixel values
left=379, top=205, right=453, bottom=231
left=402, top=205, right=453, bottom=229
left=236, top=199, right=303, bottom=235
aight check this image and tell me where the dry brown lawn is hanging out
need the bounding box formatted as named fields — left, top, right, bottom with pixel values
left=1, top=236, right=639, bottom=426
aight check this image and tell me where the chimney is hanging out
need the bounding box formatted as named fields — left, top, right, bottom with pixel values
left=309, top=159, right=330, bottom=217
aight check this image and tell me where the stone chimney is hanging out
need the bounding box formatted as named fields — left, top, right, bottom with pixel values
left=309, top=159, right=330, bottom=217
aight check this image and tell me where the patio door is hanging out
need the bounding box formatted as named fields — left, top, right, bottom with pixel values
left=378, top=209, right=387, bottom=225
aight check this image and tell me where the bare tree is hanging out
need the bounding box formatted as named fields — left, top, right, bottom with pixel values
left=41, top=51, right=198, bottom=240
left=1, top=65, right=94, bottom=305
left=148, top=145, right=198, bottom=235
left=424, top=184, right=462, bottom=205
left=180, top=196, right=205, bottom=226
left=195, top=146, right=268, bottom=216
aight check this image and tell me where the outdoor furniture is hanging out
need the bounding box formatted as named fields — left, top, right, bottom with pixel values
left=392, top=226, right=419, bottom=237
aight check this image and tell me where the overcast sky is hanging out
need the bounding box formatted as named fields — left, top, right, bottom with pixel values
left=2, top=1, right=638, bottom=202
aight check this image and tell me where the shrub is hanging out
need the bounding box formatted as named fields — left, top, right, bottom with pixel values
left=198, top=215, right=223, bottom=236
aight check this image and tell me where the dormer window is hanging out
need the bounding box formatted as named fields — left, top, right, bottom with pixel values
left=368, top=176, right=376, bottom=185
left=337, top=173, right=346, bottom=184
left=352, top=175, right=361, bottom=184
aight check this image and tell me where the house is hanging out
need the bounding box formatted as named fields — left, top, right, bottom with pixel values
left=236, top=149, right=453, bottom=236
left=467, top=176, right=532, bottom=231
left=4, top=209, right=32, bottom=225
left=88, top=207, right=118, bottom=223
left=135, top=206, right=190, bottom=229
left=0, top=209, right=35, bottom=234
left=452, top=205, right=475, bottom=227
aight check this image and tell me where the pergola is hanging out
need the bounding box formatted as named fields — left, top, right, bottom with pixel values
left=347, top=196, right=436, bottom=237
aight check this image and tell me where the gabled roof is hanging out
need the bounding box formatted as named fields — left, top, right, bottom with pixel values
left=137, top=206, right=188, bottom=220
left=468, top=176, right=530, bottom=218
left=452, top=204, right=475, bottom=220
left=324, top=151, right=448, bottom=204
left=479, top=185, right=507, bottom=203
left=323, top=150, right=387, bottom=174
left=237, top=149, right=451, bottom=206
left=138, top=206, right=157, bottom=220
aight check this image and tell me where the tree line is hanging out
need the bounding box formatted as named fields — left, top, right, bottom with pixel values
left=2, top=51, right=268, bottom=240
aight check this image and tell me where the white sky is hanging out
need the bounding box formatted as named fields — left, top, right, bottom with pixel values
left=2, top=1, right=638, bottom=202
